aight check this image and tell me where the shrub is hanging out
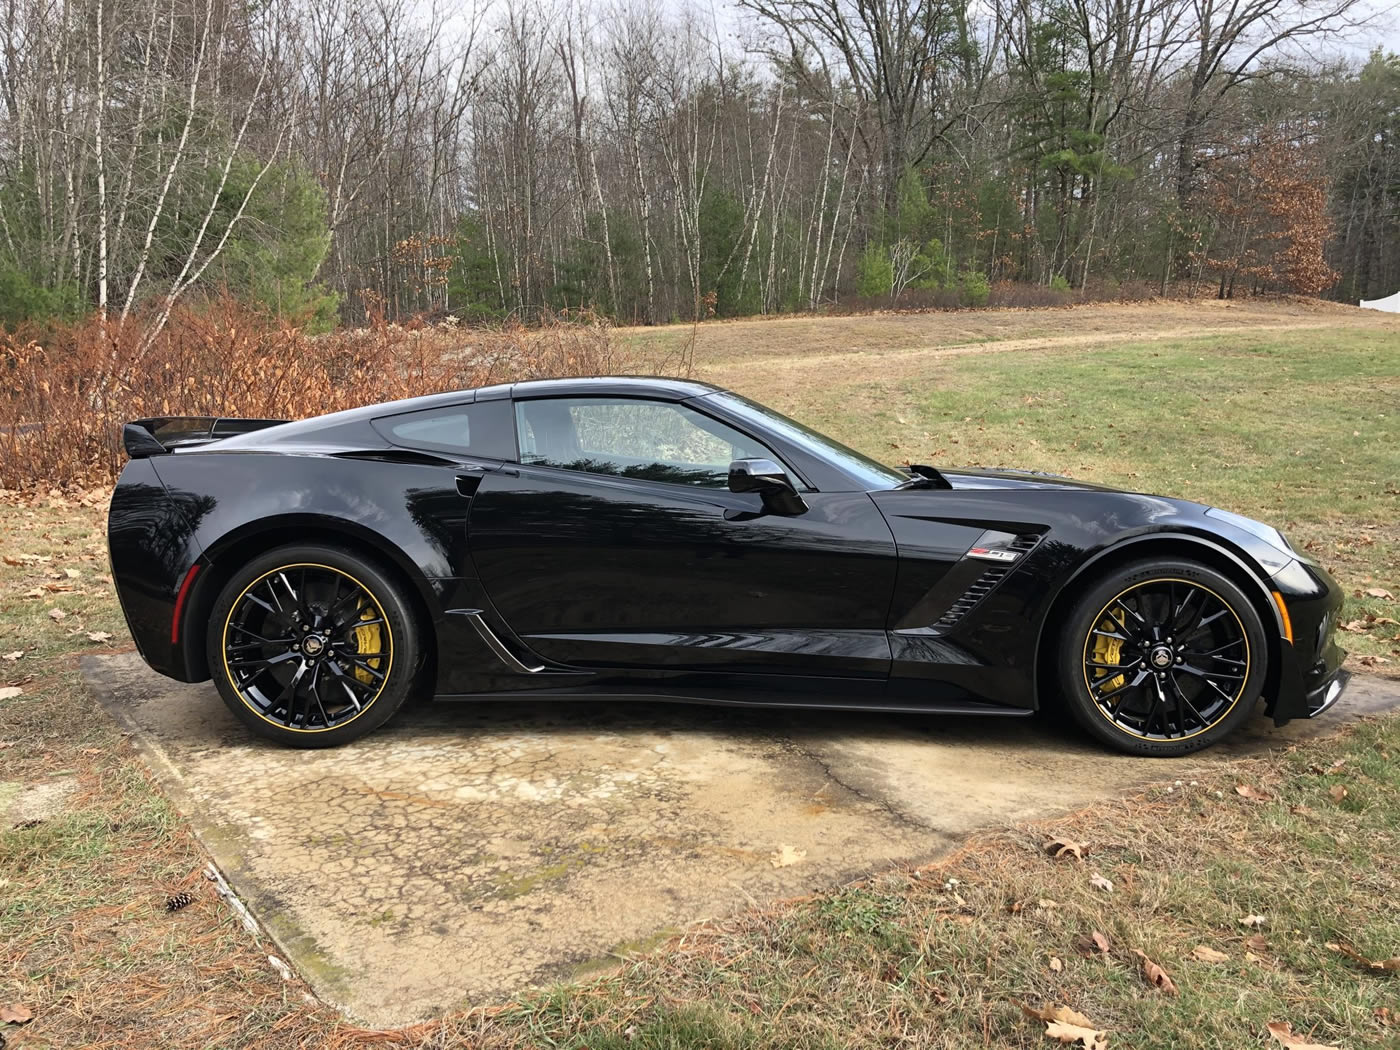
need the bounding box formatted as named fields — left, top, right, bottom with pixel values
left=0, top=295, right=681, bottom=492
left=960, top=271, right=991, bottom=307
left=855, top=245, right=893, bottom=299
left=1049, top=274, right=1072, bottom=293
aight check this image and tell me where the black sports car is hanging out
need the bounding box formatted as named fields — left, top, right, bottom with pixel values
left=108, top=377, right=1349, bottom=755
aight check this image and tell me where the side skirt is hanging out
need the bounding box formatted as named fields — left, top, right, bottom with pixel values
left=430, top=686, right=1034, bottom=717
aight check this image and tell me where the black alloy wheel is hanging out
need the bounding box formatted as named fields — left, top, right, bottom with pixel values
left=207, top=544, right=421, bottom=747
left=1059, top=558, right=1267, bottom=756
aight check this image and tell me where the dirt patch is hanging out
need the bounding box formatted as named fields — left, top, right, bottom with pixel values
left=1, top=777, right=77, bottom=825
left=618, top=298, right=1398, bottom=373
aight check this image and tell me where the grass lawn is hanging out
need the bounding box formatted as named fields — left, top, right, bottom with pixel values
left=2, top=313, right=1399, bottom=1048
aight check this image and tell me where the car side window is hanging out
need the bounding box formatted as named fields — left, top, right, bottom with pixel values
left=515, top=397, right=779, bottom=488
left=371, top=399, right=514, bottom=459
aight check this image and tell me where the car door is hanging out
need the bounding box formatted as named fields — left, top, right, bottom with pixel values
left=465, top=395, right=898, bottom=679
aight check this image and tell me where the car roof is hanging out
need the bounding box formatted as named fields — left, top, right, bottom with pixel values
left=206, top=376, right=725, bottom=450
left=511, top=376, right=721, bottom=400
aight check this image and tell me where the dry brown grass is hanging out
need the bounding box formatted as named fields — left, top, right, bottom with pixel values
left=0, top=298, right=689, bottom=492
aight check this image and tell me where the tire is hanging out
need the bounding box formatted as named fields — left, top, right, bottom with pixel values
left=1057, top=558, right=1268, bottom=757
left=206, top=544, right=423, bottom=748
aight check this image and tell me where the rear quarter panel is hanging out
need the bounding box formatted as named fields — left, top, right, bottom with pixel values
left=125, top=449, right=474, bottom=681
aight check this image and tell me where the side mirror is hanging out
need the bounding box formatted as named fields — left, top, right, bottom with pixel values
left=728, top=458, right=808, bottom=515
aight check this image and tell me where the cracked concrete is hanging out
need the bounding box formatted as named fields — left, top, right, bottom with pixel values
left=82, top=653, right=1400, bottom=1027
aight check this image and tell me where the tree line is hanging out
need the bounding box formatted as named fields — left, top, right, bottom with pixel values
left=1, top=0, right=1396, bottom=333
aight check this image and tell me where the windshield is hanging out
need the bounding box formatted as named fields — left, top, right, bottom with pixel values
left=704, top=392, right=910, bottom=491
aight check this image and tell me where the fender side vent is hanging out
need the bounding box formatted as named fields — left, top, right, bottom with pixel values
left=934, top=533, right=1041, bottom=629
left=935, top=566, right=1011, bottom=628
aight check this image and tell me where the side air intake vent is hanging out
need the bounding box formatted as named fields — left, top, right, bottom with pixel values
left=935, top=566, right=1011, bottom=628
left=934, top=532, right=1042, bottom=629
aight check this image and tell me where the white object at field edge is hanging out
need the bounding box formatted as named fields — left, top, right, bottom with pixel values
left=1359, top=291, right=1400, bottom=312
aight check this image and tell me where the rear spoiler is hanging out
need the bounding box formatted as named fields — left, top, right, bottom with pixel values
left=122, top=416, right=289, bottom=458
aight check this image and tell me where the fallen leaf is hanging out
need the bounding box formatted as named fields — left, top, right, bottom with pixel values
left=1364, top=587, right=1394, bottom=600
left=1089, top=873, right=1114, bottom=893
left=47, top=608, right=66, bottom=621
left=43, top=582, right=73, bottom=593
left=1018, top=1002, right=1096, bottom=1028
left=1043, top=836, right=1087, bottom=861
left=0, top=1003, right=32, bottom=1024
left=1049, top=956, right=1063, bottom=972
left=86, top=631, right=112, bottom=643
left=0, top=687, right=20, bottom=700
left=1376, top=1006, right=1392, bottom=1027
left=1, top=651, right=21, bottom=662
left=1240, top=915, right=1268, bottom=928
left=1037, top=899, right=1060, bottom=911
left=1266, top=1021, right=1341, bottom=1050
left=1190, top=945, right=1230, bottom=963
left=1329, top=785, right=1349, bottom=803
left=1075, top=931, right=1111, bottom=956
left=21, top=588, right=42, bottom=599
left=1339, top=619, right=1367, bottom=633
left=769, top=844, right=806, bottom=868
left=1245, top=933, right=1269, bottom=953
left=63, top=567, right=81, bottom=579
left=1, top=555, right=22, bottom=566
left=1045, top=1020, right=1108, bottom=1048
left=1236, top=784, right=1274, bottom=802
left=1131, top=949, right=1179, bottom=994
left=1327, top=941, right=1400, bottom=971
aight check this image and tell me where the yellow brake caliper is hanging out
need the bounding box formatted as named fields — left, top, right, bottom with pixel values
left=353, top=608, right=383, bottom=685
left=1092, top=606, right=1126, bottom=693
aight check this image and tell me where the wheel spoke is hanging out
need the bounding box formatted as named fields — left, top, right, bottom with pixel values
left=350, top=657, right=386, bottom=681
left=1086, top=658, right=1142, bottom=671
left=309, top=664, right=331, bottom=726
left=1167, top=674, right=1210, bottom=731
left=1177, top=663, right=1245, bottom=683
left=1091, top=628, right=1131, bottom=642
left=228, top=639, right=293, bottom=653
left=1094, top=674, right=1141, bottom=703
left=229, top=650, right=300, bottom=671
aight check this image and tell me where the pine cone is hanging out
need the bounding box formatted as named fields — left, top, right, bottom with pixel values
left=165, top=891, right=193, bottom=912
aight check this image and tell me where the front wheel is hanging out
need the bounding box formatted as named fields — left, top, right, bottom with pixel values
left=1057, top=559, right=1268, bottom=756
left=206, top=544, right=422, bottom=748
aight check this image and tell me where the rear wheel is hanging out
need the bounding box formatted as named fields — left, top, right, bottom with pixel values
left=206, top=544, right=421, bottom=747
left=1057, top=558, right=1268, bottom=756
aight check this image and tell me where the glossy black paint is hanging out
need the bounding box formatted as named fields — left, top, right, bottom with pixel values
left=106, top=376, right=1348, bottom=727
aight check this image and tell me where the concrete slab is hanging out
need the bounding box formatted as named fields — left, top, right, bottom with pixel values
left=81, top=653, right=1400, bottom=1027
